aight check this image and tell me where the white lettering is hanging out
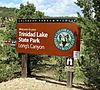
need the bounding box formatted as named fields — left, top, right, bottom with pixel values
left=18, top=37, right=29, bottom=42
left=18, top=43, right=29, bottom=49
left=30, top=44, right=45, bottom=50
left=19, top=32, right=36, bottom=37
left=30, top=38, right=40, bottom=43
left=37, top=32, right=48, bottom=38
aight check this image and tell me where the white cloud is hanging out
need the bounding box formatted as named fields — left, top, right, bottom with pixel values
left=0, top=2, right=20, bottom=8
left=21, top=0, right=81, bottom=16
left=0, top=0, right=81, bottom=16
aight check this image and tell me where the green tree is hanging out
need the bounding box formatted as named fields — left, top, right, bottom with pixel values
left=93, top=0, right=100, bottom=21
left=35, top=11, right=44, bottom=19
left=16, top=3, right=36, bottom=19
left=16, top=2, right=44, bottom=19
left=0, top=2, right=45, bottom=81
left=76, top=0, right=100, bottom=89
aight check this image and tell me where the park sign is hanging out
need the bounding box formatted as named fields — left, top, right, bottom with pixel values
left=16, top=19, right=80, bottom=56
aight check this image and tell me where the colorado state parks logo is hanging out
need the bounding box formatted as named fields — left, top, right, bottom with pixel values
left=54, top=28, right=75, bottom=51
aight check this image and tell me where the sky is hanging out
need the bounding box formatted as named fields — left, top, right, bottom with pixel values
left=0, top=0, right=82, bottom=17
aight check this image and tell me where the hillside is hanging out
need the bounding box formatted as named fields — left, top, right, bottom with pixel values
left=0, top=7, right=15, bottom=17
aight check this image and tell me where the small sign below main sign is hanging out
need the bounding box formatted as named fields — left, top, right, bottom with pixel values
left=66, top=57, right=73, bottom=66
left=73, top=51, right=80, bottom=59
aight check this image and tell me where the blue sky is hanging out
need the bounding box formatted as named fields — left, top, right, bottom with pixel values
left=0, top=0, right=82, bottom=17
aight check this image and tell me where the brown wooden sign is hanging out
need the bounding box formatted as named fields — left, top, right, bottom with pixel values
left=16, top=19, right=80, bottom=56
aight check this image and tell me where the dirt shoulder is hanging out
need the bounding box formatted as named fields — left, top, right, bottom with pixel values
left=0, top=78, right=82, bottom=90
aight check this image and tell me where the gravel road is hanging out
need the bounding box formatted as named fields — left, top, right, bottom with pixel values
left=0, top=78, right=81, bottom=90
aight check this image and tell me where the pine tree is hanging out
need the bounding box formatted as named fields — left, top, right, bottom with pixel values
left=76, top=0, right=100, bottom=89
left=93, top=0, right=100, bottom=21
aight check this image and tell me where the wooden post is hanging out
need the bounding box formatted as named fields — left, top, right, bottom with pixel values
left=21, top=54, right=27, bottom=78
left=67, top=71, right=73, bottom=88
left=66, top=57, right=74, bottom=88
left=27, top=54, right=31, bottom=76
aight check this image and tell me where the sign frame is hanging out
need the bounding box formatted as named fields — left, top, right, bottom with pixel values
left=16, top=19, right=80, bottom=57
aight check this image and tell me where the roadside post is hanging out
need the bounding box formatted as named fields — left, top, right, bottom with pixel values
left=27, top=54, right=31, bottom=76
left=21, top=54, right=27, bottom=78
left=66, top=57, right=74, bottom=88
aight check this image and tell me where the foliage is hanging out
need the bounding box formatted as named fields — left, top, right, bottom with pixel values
left=54, top=57, right=66, bottom=81
left=0, top=2, right=45, bottom=82
left=76, top=0, right=100, bottom=89
left=73, top=59, right=84, bottom=83
left=16, top=2, right=44, bottom=19
left=0, top=36, right=21, bottom=82
left=0, top=7, right=15, bottom=17
left=0, top=59, right=21, bottom=82
left=76, top=0, right=93, bottom=18
left=93, top=0, right=100, bottom=21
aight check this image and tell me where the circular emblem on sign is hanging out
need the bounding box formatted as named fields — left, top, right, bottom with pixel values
left=54, top=28, right=75, bottom=51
